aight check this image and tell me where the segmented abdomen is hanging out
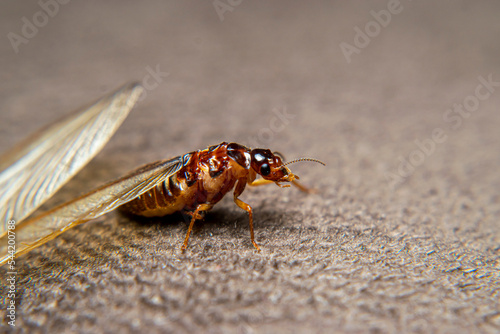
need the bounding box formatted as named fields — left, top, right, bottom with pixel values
left=121, top=173, right=189, bottom=217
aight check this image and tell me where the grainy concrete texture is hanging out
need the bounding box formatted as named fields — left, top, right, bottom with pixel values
left=0, top=1, right=499, bottom=333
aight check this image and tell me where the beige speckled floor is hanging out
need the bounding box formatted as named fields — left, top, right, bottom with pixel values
left=1, top=1, right=499, bottom=333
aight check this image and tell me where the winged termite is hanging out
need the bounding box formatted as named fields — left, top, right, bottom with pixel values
left=0, top=84, right=324, bottom=266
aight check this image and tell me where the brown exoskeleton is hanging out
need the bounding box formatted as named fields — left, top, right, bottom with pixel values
left=121, top=142, right=324, bottom=251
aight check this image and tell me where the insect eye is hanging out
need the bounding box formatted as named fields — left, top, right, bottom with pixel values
left=260, top=164, right=271, bottom=176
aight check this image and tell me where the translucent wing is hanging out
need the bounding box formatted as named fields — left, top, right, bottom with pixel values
left=0, top=156, right=187, bottom=265
left=0, top=83, right=144, bottom=233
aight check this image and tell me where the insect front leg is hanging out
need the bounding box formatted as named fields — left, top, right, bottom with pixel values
left=248, top=179, right=274, bottom=187
left=248, top=178, right=314, bottom=193
left=181, top=203, right=212, bottom=252
left=234, top=179, right=260, bottom=251
left=248, top=178, right=290, bottom=189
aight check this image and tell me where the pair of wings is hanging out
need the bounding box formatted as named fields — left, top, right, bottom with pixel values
left=0, top=83, right=185, bottom=266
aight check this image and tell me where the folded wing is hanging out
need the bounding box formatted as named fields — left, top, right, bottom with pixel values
left=0, top=157, right=186, bottom=265
left=0, top=83, right=144, bottom=234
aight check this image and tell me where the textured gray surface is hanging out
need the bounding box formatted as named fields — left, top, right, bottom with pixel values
left=0, top=1, right=499, bottom=333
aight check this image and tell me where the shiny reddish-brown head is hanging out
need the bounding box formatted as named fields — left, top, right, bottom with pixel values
left=250, top=149, right=295, bottom=182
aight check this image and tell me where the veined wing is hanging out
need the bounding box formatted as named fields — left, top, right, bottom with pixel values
left=0, top=83, right=144, bottom=234
left=0, top=156, right=188, bottom=265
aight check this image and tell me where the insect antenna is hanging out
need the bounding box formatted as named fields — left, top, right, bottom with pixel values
left=283, top=157, right=326, bottom=166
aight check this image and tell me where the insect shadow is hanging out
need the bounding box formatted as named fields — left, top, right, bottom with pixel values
left=118, top=207, right=291, bottom=248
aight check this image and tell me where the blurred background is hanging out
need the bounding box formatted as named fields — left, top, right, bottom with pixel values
left=1, top=1, right=499, bottom=333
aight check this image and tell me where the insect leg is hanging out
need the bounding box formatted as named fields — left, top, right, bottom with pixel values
left=249, top=178, right=314, bottom=193
left=234, top=179, right=260, bottom=251
left=249, top=178, right=292, bottom=189
left=181, top=203, right=212, bottom=252
left=248, top=179, right=274, bottom=187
